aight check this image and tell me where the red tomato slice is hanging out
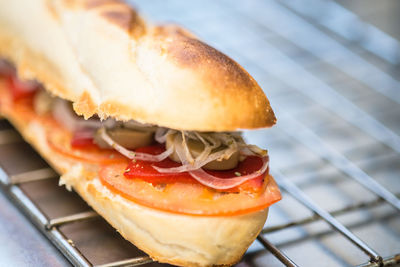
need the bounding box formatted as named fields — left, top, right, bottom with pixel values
left=47, top=127, right=128, bottom=165
left=124, top=145, right=197, bottom=184
left=71, top=135, right=97, bottom=149
left=0, top=78, right=38, bottom=120
left=70, top=129, right=103, bottom=149
left=0, top=79, right=13, bottom=113
left=0, top=78, right=59, bottom=130
left=1, top=76, right=125, bottom=165
left=124, top=145, right=266, bottom=193
left=100, top=162, right=281, bottom=216
left=7, top=75, right=39, bottom=100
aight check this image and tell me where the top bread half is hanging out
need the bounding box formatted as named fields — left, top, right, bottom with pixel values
left=0, top=0, right=276, bottom=131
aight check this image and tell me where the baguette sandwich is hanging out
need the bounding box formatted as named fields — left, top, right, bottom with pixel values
left=0, top=1, right=281, bottom=266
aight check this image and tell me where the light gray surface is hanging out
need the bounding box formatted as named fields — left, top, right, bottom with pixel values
left=0, top=192, right=70, bottom=267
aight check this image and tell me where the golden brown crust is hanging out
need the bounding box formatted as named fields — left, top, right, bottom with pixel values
left=85, top=0, right=121, bottom=9
left=101, top=10, right=132, bottom=32
left=165, top=33, right=277, bottom=127
left=73, top=91, right=98, bottom=118
left=91, top=0, right=146, bottom=37
left=0, top=0, right=276, bottom=132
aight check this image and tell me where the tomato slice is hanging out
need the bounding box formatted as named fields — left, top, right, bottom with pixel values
left=2, top=74, right=282, bottom=216
left=0, top=79, right=58, bottom=129
left=47, top=127, right=128, bottom=165
left=7, top=75, right=39, bottom=100
left=70, top=129, right=102, bottom=149
left=0, top=78, right=38, bottom=119
left=124, top=145, right=197, bottom=184
left=124, top=145, right=266, bottom=193
left=100, top=162, right=281, bottom=216
left=71, top=135, right=97, bottom=149
left=0, top=78, right=13, bottom=113
left=1, top=75, right=125, bottom=165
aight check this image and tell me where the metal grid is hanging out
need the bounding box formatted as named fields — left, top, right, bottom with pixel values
left=1, top=0, right=400, bottom=266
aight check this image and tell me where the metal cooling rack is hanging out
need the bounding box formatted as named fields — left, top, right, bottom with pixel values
left=1, top=0, right=400, bottom=266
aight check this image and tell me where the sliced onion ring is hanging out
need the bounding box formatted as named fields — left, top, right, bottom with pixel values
left=153, top=132, right=237, bottom=173
left=152, top=148, right=231, bottom=173
left=73, top=128, right=96, bottom=139
left=52, top=99, right=104, bottom=131
left=99, top=128, right=174, bottom=161
left=100, top=127, right=269, bottom=190
left=188, top=156, right=269, bottom=190
left=155, top=128, right=172, bottom=143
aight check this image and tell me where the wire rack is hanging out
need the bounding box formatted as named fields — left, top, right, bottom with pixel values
left=1, top=0, right=400, bottom=266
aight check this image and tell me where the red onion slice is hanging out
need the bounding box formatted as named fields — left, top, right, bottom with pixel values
left=0, top=60, right=14, bottom=76
left=52, top=99, right=117, bottom=132
left=188, top=156, right=269, bottom=190
left=152, top=148, right=228, bottom=173
left=135, top=146, right=174, bottom=162
left=73, top=128, right=96, bottom=139
left=152, top=133, right=236, bottom=173
left=99, top=128, right=174, bottom=161
left=11, top=75, right=40, bottom=93
left=52, top=99, right=102, bottom=131
left=154, top=128, right=171, bottom=143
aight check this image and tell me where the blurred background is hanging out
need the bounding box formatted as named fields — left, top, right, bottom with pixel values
left=1, top=0, right=399, bottom=266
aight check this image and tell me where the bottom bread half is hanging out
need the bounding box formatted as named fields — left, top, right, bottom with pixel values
left=2, top=104, right=269, bottom=267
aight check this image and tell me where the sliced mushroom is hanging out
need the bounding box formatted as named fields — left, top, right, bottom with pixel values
left=94, top=128, right=154, bottom=149
left=166, top=133, right=239, bottom=170
left=123, top=120, right=158, bottom=132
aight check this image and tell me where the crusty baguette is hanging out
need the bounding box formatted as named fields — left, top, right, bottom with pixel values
left=0, top=80, right=269, bottom=267
left=0, top=0, right=276, bottom=131
left=0, top=1, right=277, bottom=265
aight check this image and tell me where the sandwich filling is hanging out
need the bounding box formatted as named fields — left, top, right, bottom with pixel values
left=50, top=96, right=270, bottom=190
left=0, top=61, right=281, bottom=215
left=31, top=83, right=270, bottom=191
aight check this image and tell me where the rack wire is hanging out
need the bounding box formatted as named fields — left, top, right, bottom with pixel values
left=1, top=0, right=400, bottom=266
left=1, top=119, right=399, bottom=266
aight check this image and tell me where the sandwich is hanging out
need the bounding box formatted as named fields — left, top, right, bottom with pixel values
left=0, top=0, right=281, bottom=266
